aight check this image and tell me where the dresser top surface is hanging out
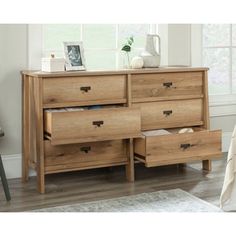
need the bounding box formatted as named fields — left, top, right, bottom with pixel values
left=22, top=66, right=209, bottom=78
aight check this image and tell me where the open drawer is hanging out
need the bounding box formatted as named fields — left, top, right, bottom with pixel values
left=44, top=107, right=141, bottom=145
left=134, top=128, right=222, bottom=167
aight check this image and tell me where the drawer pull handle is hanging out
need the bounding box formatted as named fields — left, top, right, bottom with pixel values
left=180, top=143, right=191, bottom=150
left=163, top=110, right=172, bottom=116
left=80, top=86, right=91, bottom=92
left=93, top=120, right=104, bottom=127
left=163, top=82, right=172, bottom=88
left=80, top=146, right=91, bottom=153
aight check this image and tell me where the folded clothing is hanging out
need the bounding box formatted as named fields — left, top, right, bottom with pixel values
left=45, top=107, right=85, bottom=113
left=142, top=129, right=171, bottom=137
left=142, top=128, right=195, bottom=137
left=178, top=128, right=194, bottom=134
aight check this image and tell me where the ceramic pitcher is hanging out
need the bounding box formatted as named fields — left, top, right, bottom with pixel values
left=140, top=34, right=161, bottom=67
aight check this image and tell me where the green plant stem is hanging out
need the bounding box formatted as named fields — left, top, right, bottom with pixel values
left=127, top=52, right=130, bottom=68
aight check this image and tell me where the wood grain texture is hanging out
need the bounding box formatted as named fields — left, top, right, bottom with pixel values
left=43, top=75, right=126, bottom=106
left=21, top=67, right=221, bottom=193
left=133, top=99, right=203, bottom=130
left=125, top=138, right=135, bottom=182
left=202, top=71, right=212, bottom=171
left=134, top=129, right=222, bottom=167
left=44, top=140, right=127, bottom=174
left=33, top=77, right=45, bottom=193
left=22, top=67, right=209, bottom=78
left=43, top=99, right=127, bottom=109
left=21, top=74, right=30, bottom=182
left=29, top=77, right=37, bottom=166
left=132, top=95, right=204, bottom=103
left=44, top=107, right=141, bottom=145
left=132, top=72, right=203, bottom=101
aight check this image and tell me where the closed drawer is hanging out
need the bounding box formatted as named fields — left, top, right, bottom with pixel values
left=43, top=75, right=127, bottom=106
left=133, top=99, right=203, bottom=130
left=44, top=107, right=141, bottom=145
left=44, top=140, right=127, bottom=174
left=132, top=72, right=203, bottom=102
left=134, top=128, right=222, bottom=167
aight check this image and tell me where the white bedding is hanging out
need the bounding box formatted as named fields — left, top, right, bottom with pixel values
left=220, top=126, right=236, bottom=211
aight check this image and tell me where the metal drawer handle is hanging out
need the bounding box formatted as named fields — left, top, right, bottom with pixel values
left=163, top=110, right=172, bottom=116
left=92, top=120, right=104, bottom=127
left=80, top=86, right=91, bottom=92
left=80, top=146, right=91, bottom=153
left=180, top=143, right=191, bottom=150
left=163, top=82, right=172, bottom=88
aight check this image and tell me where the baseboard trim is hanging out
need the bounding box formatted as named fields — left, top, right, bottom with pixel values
left=1, top=154, right=35, bottom=179
left=1, top=132, right=232, bottom=179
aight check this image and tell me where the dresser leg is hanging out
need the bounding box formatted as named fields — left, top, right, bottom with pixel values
left=202, top=160, right=212, bottom=171
left=22, top=154, right=29, bottom=183
left=37, top=173, right=45, bottom=194
left=126, top=139, right=135, bottom=182
left=22, top=75, right=30, bottom=183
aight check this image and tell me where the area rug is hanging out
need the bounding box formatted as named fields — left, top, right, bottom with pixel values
left=34, top=189, right=221, bottom=212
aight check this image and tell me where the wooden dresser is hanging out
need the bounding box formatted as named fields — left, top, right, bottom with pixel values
left=21, top=67, right=222, bottom=193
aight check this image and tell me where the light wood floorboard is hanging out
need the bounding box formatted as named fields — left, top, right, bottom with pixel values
left=0, top=154, right=227, bottom=212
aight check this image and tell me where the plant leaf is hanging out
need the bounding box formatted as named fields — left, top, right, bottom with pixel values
left=121, top=45, right=131, bottom=52
left=127, top=36, right=134, bottom=45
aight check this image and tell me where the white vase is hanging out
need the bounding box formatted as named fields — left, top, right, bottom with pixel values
left=140, top=34, right=161, bottom=68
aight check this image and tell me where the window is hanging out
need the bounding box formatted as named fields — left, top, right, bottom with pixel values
left=43, top=24, right=157, bottom=69
left=202, top=24, right=236, bottom=96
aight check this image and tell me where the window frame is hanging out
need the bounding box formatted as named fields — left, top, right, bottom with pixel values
left=201, top=24, right=236, bottom=105
left=41, top=24, right=158, bottom=69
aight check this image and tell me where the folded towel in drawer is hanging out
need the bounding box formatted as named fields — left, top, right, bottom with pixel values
left=142, top=129, right=171, bottom=137
left=178, top=128, right=194, bottom=134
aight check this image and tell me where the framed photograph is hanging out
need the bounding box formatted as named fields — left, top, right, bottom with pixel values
left=63, top=41, right=86, bottom=71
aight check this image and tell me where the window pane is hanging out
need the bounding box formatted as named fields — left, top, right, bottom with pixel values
left=232, top=48, right=236, bottom=93
left=232, top=24, right=236, bottom=46
left=203, top=24, right=230, bottom=47
left=118, top=24, right=150, bottom=48
left=203, top=48, right=230, bottom=95
left=83, top=24, right=116, bottom=49
left=43, top=24, right=81, bottom=51
left=84, top=50, right=116, bottom=70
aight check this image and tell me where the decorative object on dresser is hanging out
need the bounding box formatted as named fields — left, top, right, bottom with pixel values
left=21, top=67, right=222, bottom=193
left=131, top=56, right=144, bottom=69
left=63, top=41, right=86, bottom=71
left=121, top=36, right=134, bottom=68
left=140, top=34, right=161, bottom=68
left=41, top=54, right=65, bottom=72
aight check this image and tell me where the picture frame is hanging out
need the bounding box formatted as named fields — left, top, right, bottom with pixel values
left=63, top=41, right=86, bottom=71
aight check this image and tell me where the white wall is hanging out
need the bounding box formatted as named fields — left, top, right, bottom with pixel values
left=168, top=24, right=191, bottom=66
left=0, top=25, right=28, bottom=155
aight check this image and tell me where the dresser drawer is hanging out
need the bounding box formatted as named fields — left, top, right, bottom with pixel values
left=43, top=75, right=127, bottom=106
left=44, top=140, right=127, bottom=174
left=134, top=128, right=222, bottom=167
left=133, top=99, right=203, bottom=130
left=44, top=107, right=141, bottom=145
left=132, top=72, right=203, bottom=102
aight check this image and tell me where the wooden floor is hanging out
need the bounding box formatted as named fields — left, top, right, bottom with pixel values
left=0, top=155, right=227, bottom=212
